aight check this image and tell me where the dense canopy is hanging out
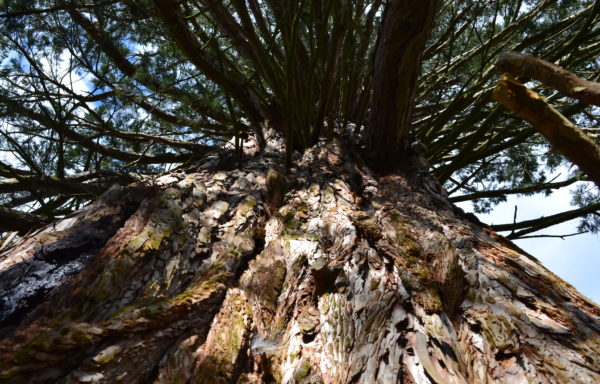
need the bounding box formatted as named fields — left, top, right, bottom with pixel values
left=0, top=0, right=599, bottom=238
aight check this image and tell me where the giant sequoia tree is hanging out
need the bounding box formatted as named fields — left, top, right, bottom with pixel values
left=0, top=0, right=599, bottom=383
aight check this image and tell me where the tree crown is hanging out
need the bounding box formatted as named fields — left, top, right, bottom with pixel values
left=0, top=0, right=599, bottom=237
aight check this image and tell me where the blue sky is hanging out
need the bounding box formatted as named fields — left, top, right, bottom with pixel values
left=3, top=46, right=598, bottom=305
left=457, top=186, right=600, bottom=304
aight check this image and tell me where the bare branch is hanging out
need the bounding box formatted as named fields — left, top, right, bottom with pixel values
left=496, top=51, right=600, bottom=107
left=515, top=231, right=588, bottom=240
left=450, top=175, right=584, bottom=203
left=0, top=206, right=51, bottom=234
left=491, top=201, right=600, bottom=239
left=493, top=76, right=600, bottom=188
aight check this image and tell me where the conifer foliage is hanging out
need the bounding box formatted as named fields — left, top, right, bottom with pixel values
left=1, top=0, right=599, bottom=237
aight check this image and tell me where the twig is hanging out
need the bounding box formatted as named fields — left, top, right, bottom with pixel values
left=515, top=231, right=588, bottom=240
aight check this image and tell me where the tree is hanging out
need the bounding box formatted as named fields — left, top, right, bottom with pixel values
left=0, top=0, right=599, bottom=383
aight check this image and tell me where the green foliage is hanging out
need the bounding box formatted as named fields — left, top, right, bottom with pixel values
left=0, top=0, right=598, bottom=236
left=420, top=0, right=600, bottom=234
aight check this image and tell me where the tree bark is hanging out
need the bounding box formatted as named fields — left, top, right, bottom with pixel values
left=493, top=76, right=600, bottom=188
left=366, top=0, right=438, bottom=170
left=496, top=51, right=600, bottom=107
left=0, top=134, right=599, bottom=383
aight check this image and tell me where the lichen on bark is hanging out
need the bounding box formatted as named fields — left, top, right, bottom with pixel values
left=0, top=134, right=598, bottom=383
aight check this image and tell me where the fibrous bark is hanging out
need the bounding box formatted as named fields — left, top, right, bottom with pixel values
left=0, top=133, right=598, bottom=383
left=366, top=0, right=438, bottom=169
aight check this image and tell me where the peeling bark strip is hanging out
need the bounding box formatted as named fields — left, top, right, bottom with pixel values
left=493, top=76, right=600, bottom=188
left=0, top=134, right=599, bottom=383
left=496, top=51, right=600, bottom=107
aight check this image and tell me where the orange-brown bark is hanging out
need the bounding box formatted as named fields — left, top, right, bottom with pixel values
left=0, top=134, right=598, bottom=383
left=496, top=51, right=600, bottom=107
left=493, top=76, right=600, bottom=188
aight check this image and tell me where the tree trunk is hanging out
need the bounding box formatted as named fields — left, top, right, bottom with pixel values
left=366, top=0, right=438, bottom=169
left=0, top=133, right=599, bottom=383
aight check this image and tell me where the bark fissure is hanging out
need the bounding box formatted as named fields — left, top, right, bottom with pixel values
left=0, top=134, right=598, bottom=383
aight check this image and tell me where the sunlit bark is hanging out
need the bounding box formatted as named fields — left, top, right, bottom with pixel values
left=0, top=134, right=598, bottom=383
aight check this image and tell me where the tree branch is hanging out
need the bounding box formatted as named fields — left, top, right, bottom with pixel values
left=153, top=0, right=268, bottom=124
left=0, top=1, right=118, bottom=18
left=496, top=51, right=600, bottom=107
left=0, top=170, right=139, bottom=196
left=0, top=176, right=101, bottom=196
left=0, top=93, right=203, bottom=164
left=62, top=3, right=228, bottom=123
left=0, top=160, right=37, bottom=178
left=450, top=175, right=583, bottom=203
left=516, top=231, right=587, bottom=240
left=0, top=206, right=51, bottom=234
left=493, top=76, right=600, bottom=188
left=491, top=201, right=600, bottom=239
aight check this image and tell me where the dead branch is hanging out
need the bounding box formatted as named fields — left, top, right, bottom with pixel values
left=493, top=76, right=600, bottom=188
left=496, top=51, right=600, bottom=106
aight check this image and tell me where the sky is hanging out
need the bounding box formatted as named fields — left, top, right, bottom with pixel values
left=3, top=47, right=598, bottom=305
left=457, top=186, right=600, bottom=305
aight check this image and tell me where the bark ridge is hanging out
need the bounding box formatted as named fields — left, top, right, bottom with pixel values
left=0, top=134, right=598, bottom=383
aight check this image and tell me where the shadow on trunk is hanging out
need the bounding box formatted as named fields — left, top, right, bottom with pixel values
left=0, top=133, right=598, bottom=383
